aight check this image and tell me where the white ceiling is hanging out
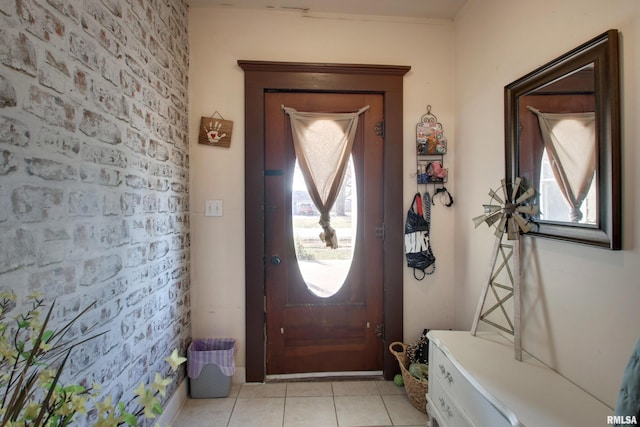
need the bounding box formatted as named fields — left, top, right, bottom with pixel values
left=187, top=0, right=468, bottom=21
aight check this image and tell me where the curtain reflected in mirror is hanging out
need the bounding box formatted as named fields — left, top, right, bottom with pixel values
left=517, top=63, right=596, bottom=224
left=540, top=151, right=596, bottom=224
left=505, top=29, right=621, bottom=249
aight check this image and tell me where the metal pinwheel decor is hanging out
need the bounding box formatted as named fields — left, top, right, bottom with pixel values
left=470, top=177, right=539, bottom=361
left=472, top=177, right=539, bottom=240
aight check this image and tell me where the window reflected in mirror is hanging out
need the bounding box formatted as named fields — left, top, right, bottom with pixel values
left=517, top=62, right=596, bottom=225
left=539, top=150, right=596, bottom=224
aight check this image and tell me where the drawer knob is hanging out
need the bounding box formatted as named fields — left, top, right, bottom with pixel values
left=438, top=397, right=454, bottom=419
left=438, top=364, right=454, bottom=385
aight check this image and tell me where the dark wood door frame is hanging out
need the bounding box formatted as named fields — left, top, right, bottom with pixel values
left=238, top=60, right=410, bottom=382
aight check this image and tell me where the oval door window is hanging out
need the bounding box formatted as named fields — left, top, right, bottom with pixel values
left=292, top=157, right=357, bottom=298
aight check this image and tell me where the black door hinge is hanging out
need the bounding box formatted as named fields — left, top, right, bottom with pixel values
left=375, top=121, right=384, bottom=137
left=375, top=223, right=385, bottom=240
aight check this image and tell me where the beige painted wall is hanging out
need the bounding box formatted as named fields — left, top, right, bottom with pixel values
left=189, top=2, right=640, bottom=406
left=188, top=8, right=458, bottom=381
left=454, top=0, right=640, bottom=408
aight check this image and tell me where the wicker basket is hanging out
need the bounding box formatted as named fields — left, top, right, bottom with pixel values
left=389, top=341, right=428, bottom=414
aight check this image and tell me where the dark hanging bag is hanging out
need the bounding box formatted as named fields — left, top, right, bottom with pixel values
left=404, top=193, right=436, bottom=280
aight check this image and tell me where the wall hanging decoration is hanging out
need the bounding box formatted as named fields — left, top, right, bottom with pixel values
left=414, top=105, right=452, bottom=201
left=199, top=111, right=233, bottom=147
left=416, top=105, right=447, bottom=155
left=470, top=177, right=538, bottom=361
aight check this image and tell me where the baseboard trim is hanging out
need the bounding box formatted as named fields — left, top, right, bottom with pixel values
left=158, top=378, right=188, bottom=425
left=266, top=370, right=383, bottom=381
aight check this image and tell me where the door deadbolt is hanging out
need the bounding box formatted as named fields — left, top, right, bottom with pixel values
left=271, top=255, right=281, bottom=265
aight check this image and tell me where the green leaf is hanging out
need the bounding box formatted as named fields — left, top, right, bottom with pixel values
left=63, top=384, right=85, bottom=393
left=42, top=329, right=54, bottom=342
left=123, top=413, right=138, bottom=426
left=152, top=403, right=163, bottom=415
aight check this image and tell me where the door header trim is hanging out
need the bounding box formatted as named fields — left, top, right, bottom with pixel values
left=238, top=60, right=411, bottom=76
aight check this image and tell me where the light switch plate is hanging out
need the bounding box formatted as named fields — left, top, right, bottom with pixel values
left=205, top=199, right=223, bottom=217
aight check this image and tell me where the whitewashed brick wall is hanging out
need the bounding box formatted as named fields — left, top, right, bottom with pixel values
left=0, top=0, right=190, bottom=422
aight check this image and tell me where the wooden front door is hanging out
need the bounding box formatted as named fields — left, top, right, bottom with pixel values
left=264, top=92, right=384, bottom=375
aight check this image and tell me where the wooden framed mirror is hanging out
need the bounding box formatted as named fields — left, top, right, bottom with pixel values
left=505, top=29, right=621, bottom=249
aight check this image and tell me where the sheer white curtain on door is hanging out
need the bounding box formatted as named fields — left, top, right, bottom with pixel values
left=282, top=105, right=369, bottom=248
left=528, top=106, right=596, bottom=222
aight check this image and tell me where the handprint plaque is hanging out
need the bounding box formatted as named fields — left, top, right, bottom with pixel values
left=199, top=115, right=233, bottom=147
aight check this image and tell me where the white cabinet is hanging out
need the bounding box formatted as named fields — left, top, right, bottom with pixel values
left=427, top=331, right=612, bottom=427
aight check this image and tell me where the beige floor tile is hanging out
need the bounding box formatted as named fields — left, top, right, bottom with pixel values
left=331, top=380, right=380, bottom=396
left=227, top=397, right=285, bottom=427
left=375, top=380, right=406, bottom=395
left=172, top=397, right=235, bottom=427
left=284, top=396, right=338, bottom=427
left=334, top=395, right=391, bottom=426
left=238, top=382, right=287, bottom=398
left=174, top=380, right=427, bottom=427
left=228, top=383, right=241, bottom=397
left=286, top=381, right=334, bottom=397
left=382, top=394, right=428, bottom=426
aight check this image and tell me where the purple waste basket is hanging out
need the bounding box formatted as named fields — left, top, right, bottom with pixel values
left=187, top=338, right=236, bottom=398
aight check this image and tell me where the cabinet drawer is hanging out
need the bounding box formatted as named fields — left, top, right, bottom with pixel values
left=431, top=342, right=463, bottom=394
left=427, top=400, right=449, bottom=427
left=428, top=330, right=615, bottom=427
left=428, top=379, right=473, bottom=427
left=430, top=341, right=514, bottom=427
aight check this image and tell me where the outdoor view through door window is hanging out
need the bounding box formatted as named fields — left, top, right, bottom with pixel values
left=292, top=158, right=356, bottom=298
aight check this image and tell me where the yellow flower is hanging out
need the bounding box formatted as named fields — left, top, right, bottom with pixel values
left=95, top=395, right=114, bottom=415
left=91, top=382, right=102, bottom=397
left=0, top=290, right=16, bottom=301
left=152, top=373, right=172, bottom=397
left=134, top=382, right=146, bottom=397
left=57, top=401, right=74, bottom=416
left=71, top=394, right=88, bottom=415
left=93, top=410, right=119, bottom=427
left=39, top=340, right=52, bottom=352
left=23, top=402, right=40, bottom=419
left=26, top=291, right=42, bottom=301
left=164, top=349, right=186, bottom=371
left=38, top=369, right=56, bottom=388
left=136, top=383, right=161, bottom=419
left=0, top=339, right=16, bottom=361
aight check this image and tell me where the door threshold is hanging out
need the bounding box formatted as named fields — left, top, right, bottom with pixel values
left=266, top=371, right=383, bottom=382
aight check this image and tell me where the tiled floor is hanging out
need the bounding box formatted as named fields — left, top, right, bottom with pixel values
left=173, top=380, right=429, bottom=427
